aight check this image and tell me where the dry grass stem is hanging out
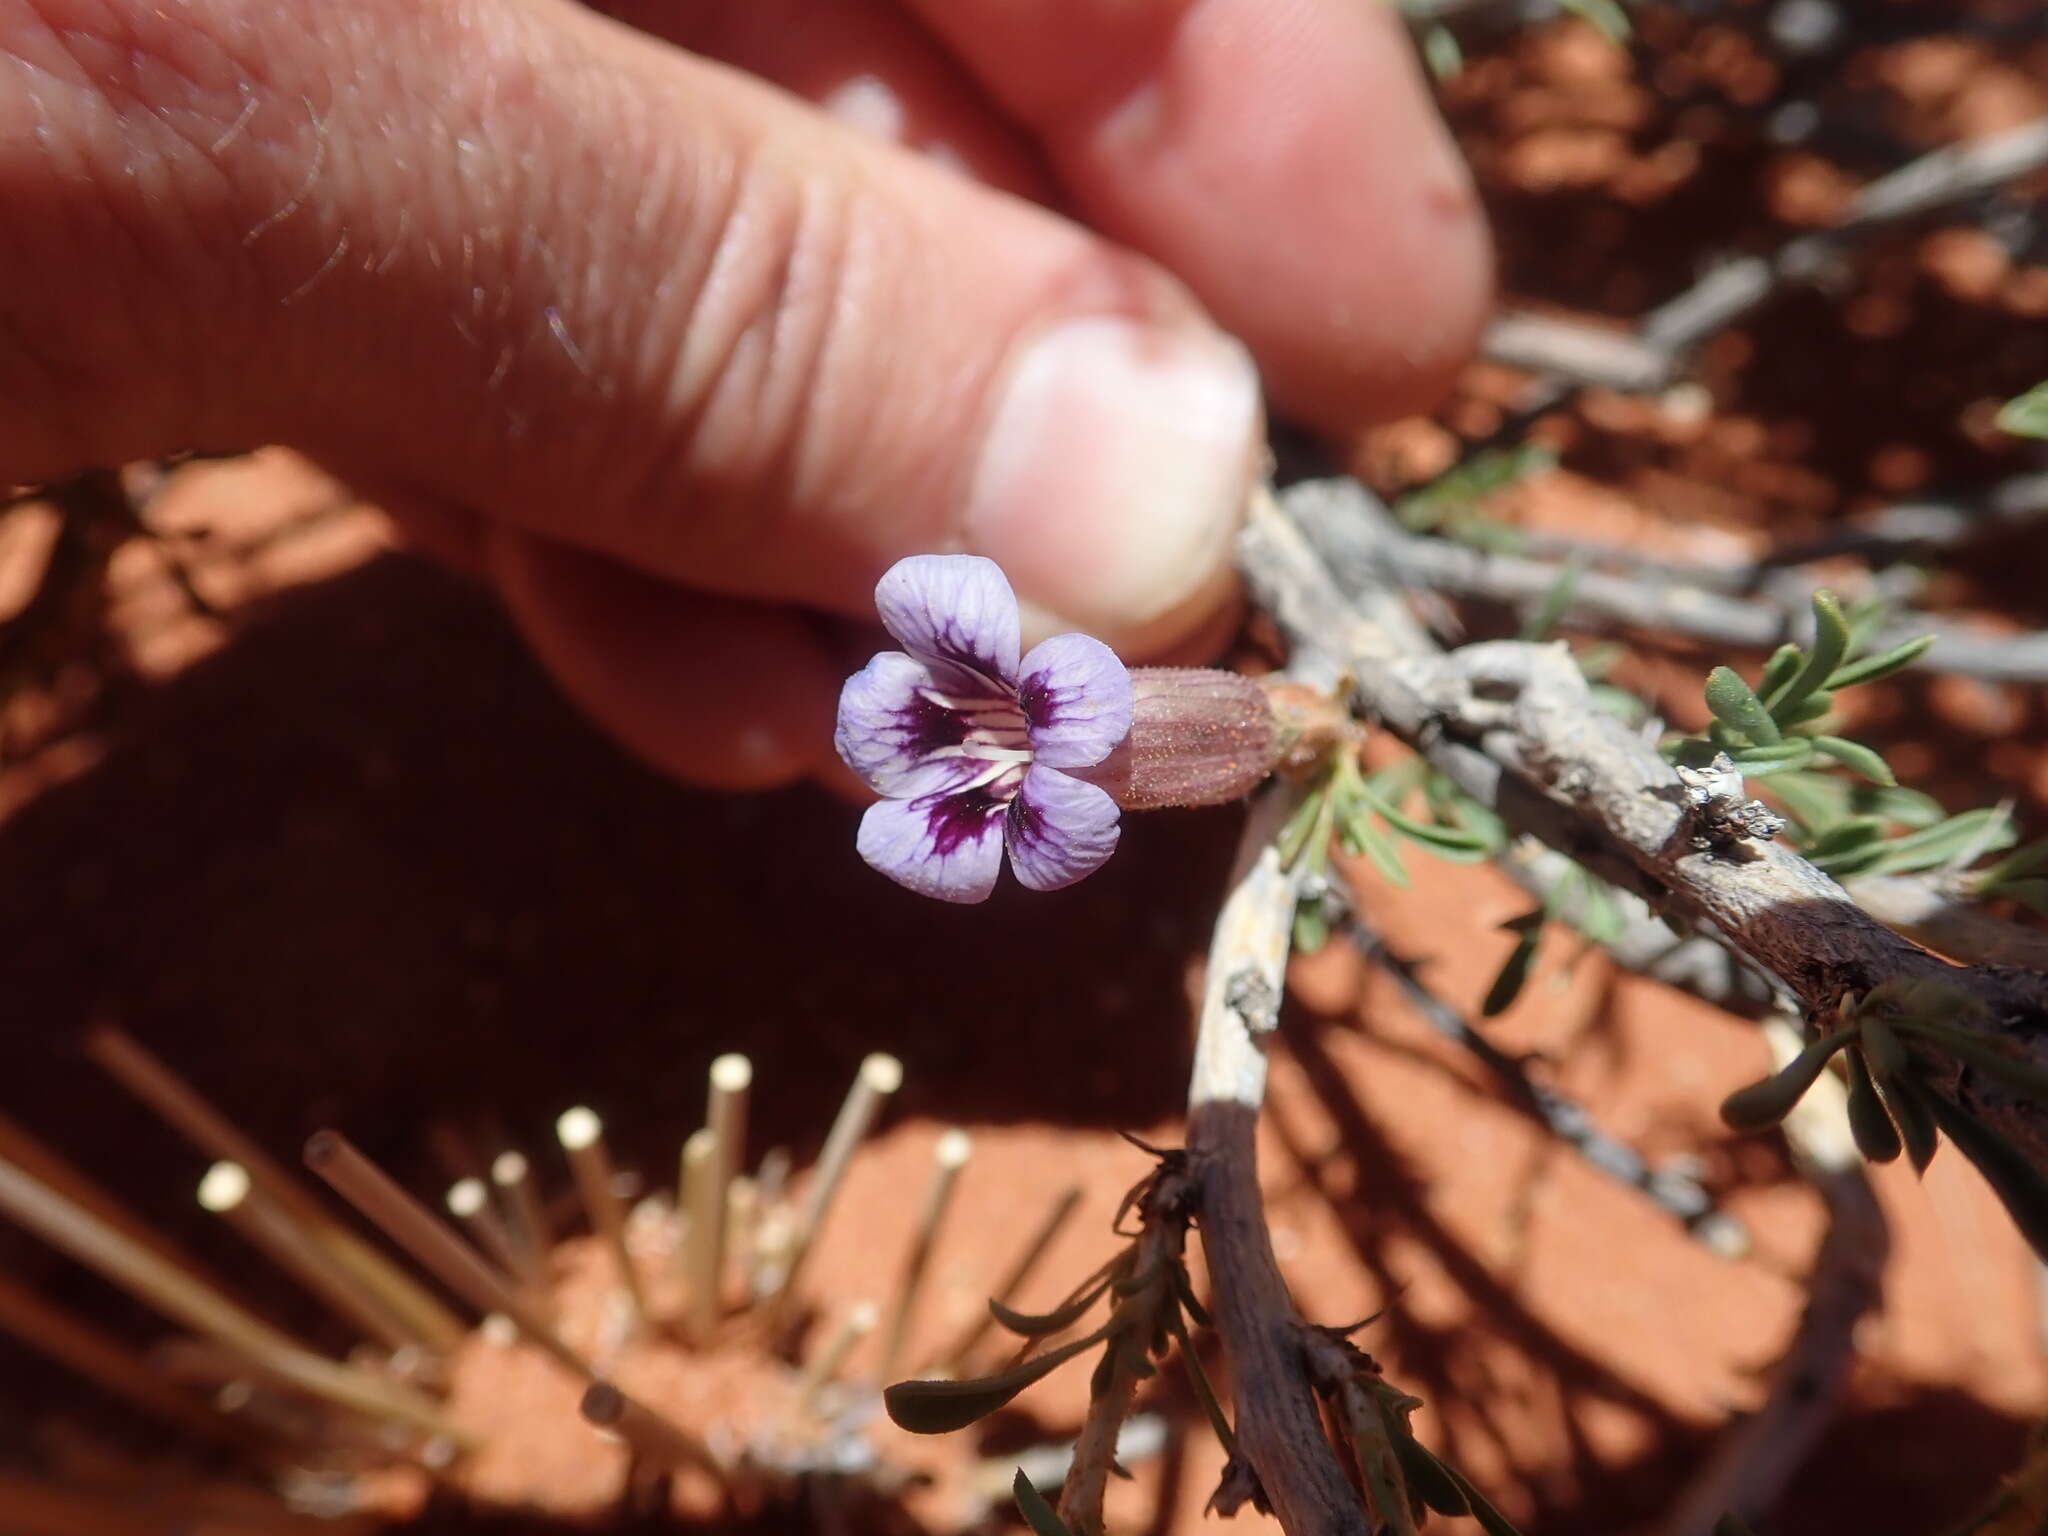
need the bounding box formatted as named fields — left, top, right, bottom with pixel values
left=0, top=1153, right=462, bottom=1443
left=304, top=1130, right=595, bottom=1382
left=772, top=1054, right=901, bottom=1316
left=681, top=1128, right=721, bottom=1343
left=198, top=1161, right=417, bottom=1355
left=556, top=1106, right=646, bottom=1323
left=86, top=1025, right=464, bottom=1351
left=880, top=1128, right=970, bottom=1381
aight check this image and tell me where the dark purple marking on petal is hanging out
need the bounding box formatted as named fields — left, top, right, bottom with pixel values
left=874, top=554, right=1021, bottom=688
left=856, top=783, right=1011, bottom=903
left=836, top=650, right=1002, bottom=799
left=1016, top=633, right=1134, bottom=770
left=1005, top=766, right=1121, bottom=892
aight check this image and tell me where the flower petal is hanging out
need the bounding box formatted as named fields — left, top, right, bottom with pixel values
left=835, top=650, right=991, bottom=798
left=875, top=554, right=1020, bottom=689
left=1005, top=766, right=1121, bottom=891
left=1016, top=633, right=1133, bottom=769
left=856, top=786, right=1010, bottom=903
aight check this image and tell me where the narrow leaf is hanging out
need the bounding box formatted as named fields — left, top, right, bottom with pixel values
left=1867, top=808, right=2016, bottom=876
left=1771, top=591, right=1850, bottom=720
left=1811, top=735, right=1897, bottom=787
left=1977, top=836, right=2048, bottom=887
left=1882, top=1073, right=1940, bottom=1174
left=1339, top=805, right=1412, bottom=888
left=1719, top=1028, right=1857, bottom=1131
left=1292, top=900, right=1330, bottom=955
left=1729, top=741, right=1814, bottom=773
left=1362, top=783, right=1496, bottom=859
left=989, top=1275, right=1114, bottom=1339
left=1756, top=644, right=1803, bottom=704
left=1803, top=816, right=1887, bottom=859
left=884, top=1328, right=1107, bottom=1434
left=1704, top=666, right=1781, bottom=745
left=1778, top=690, right=1836, bottom=726
left=1826, top=634, right=1933, bottom=690
left=1391, top=1436, right=1470, bottom=1518
left=1482, top=923, right=1544, bottom=1018
left=1844, top=1048, right=1902, bottom=1164
left=1013, top=1470, right=1073, bottom=1536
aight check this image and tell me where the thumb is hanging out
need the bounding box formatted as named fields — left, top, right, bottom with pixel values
left=2, top=0, right=1261, bottom=655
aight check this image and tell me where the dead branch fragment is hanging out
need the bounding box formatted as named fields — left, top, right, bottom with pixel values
left=1244, top=481, right=2048, bottom=1177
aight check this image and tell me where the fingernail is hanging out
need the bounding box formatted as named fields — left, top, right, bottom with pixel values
left=966, top=317, right=1261, bottom=650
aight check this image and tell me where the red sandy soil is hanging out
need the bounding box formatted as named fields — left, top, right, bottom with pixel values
left=3, top=9, right=2048, bottom=1535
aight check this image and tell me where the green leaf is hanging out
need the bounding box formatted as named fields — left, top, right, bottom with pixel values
left=884, top=1328, right=1108, bottom=1433
left=1826, top=634, right=1933, bottom=690
left=1911, top=1086, right=2048, bottom=1260
left=1575, top=879, right=1626, bottom=947
left=1713, top=1516, right=1760, bottom=1536
left=1771, top=591, right=1850, bottom=721
left=1844, top=1047, right=1902, bottom=1164
left=1704, top=666, right=1781, bottom=746
left=1883, top=1074, right=1940, bottom=1174
left=1275, top=786, right=1328, bottom=868
left=1013, top=1470, right=1073, bottom=1536
left=1719, top=1028, right=1858, bottom=1131
left=1756, top=644, right=1803, bottom=705
left=1866, top=808, right=2016, bottom=876
left=988, top=1274, right=1115, bottom=1339
left=1337, top=803, right=1411, bottom=888
left=1362, top=784, right=1497, bottom=860
left=1866, top=784, right=1950, bottom=828
left=1977, top=836, right=2048, bottom=888
left=1802, top=816, right=1887, bottom=860
left=1292, top=899, right=1330, bottom=955
left=1559, top=0, right=1630, bottom=40
left=1728, top=740, right=1814, bottom=771
left=1810, top=735, right=1897, bottom=786
left=1482, top=913, right=1545, bottom=1017
left=1391, top=1436, right=1470, bottom=1518
left=1995, top=381, right=2048, bottom=439
left=1423, top=776, right=1509, bottom=854
left=1810, top=841, right=1892, bottom=878
left=1777, top=690, right=1835, bottom=727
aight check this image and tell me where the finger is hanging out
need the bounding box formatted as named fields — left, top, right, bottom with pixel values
left=1, top=0, right=1259, bottom=655
left=898, top=0, right=1494, bottom=431
left=595, top=0, right=1050, bottom=197
left=488, top=528, right=842, bottom=790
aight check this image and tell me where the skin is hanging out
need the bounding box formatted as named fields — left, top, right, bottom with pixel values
left=0, top=0, right=1491, bottom=789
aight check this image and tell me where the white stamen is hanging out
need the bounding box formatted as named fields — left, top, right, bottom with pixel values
left=920, top=690, right=1013, bottom=715
left=925, top=745, right=1034, bottom=765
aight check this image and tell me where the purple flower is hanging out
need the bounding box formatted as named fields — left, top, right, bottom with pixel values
left=836, top=555, right=1133, bottom=903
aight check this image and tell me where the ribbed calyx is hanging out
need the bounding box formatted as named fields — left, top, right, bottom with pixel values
left=1075, top=668, right=1344, bottom=810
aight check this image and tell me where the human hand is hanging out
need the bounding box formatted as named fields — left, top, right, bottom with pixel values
left=1, top=0, right=1490, bottom=788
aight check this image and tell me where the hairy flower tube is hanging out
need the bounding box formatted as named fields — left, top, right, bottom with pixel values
left=836, top=555, right=1134, bottom=903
